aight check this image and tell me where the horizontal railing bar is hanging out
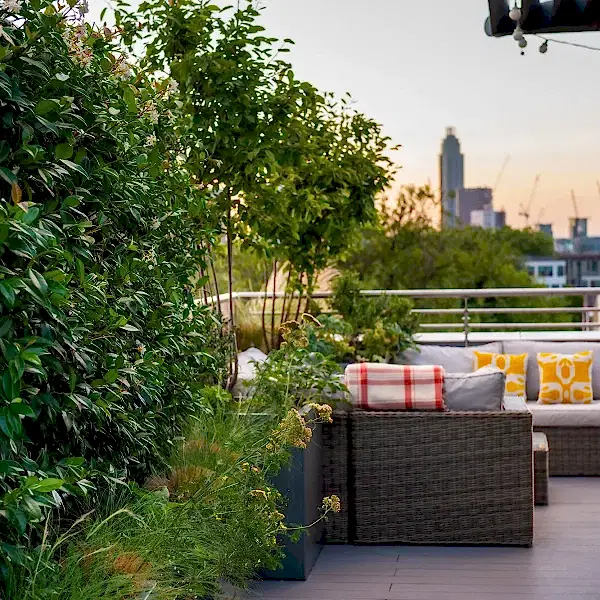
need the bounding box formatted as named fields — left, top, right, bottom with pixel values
left=420, top=322, right=600, bottom=330
left=205, top=287, right=600, bottom=304
left=414, top=307, right=600, bottom=315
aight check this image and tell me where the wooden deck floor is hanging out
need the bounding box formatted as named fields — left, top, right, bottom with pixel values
left=245, top=478, right=600, bottom=600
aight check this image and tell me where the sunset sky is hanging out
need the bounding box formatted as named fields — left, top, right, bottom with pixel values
left=89, top=0, right=600, bottom=237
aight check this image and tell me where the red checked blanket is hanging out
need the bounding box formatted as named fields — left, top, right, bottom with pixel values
left=344, top=363, right=446, bottom=410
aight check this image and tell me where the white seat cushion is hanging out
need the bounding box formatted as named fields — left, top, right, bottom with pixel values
left=528, top=400, right=600, bottom=427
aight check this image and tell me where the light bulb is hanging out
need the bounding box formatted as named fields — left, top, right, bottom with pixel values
left=513, top=26, right=524, bottom=41
left=539, top=40, right=548, bottom=54
left=509, top=7, right=522, bottom=21
left=519, top=38, right=528, bottom=49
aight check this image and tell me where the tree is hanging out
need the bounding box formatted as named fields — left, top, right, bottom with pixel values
left=342, top=185, right=573, bottom=326
left=119, top=0, right=396, bottom=351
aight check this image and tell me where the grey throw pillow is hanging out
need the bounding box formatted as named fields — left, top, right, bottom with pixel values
left=444, top=366, right=506, bottom=411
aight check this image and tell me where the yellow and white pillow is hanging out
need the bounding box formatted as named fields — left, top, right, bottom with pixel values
left=537, top=351, right=593, bottom=405
left=474, top=352, right=528, bottom=397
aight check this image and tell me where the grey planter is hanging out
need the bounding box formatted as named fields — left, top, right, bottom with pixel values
left=261, top=417, right=324, bottom=581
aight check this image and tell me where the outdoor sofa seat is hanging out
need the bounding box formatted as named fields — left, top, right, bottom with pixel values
left=400, top=341, right=600, bottom=476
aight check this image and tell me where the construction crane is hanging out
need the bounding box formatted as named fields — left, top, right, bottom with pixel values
left=534, top=207, right=545, bottom=229
left=519, top=173, right=541, bottom=227
left=493, top=154, right=511, bottom=193
left=571, top=189, right=579, bottom=219
left=596, top=180, right=600, bottom=202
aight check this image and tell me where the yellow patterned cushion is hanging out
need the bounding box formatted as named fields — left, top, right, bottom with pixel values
left=473, top=352, right=528, bottom=397
left=537, top=351, right=593, bottom=405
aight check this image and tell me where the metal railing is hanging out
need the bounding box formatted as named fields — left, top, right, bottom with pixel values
left=206, top=287, right=600, bottom=346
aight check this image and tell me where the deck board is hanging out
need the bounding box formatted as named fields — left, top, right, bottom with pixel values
left=243, top=478, right=600, bottom=600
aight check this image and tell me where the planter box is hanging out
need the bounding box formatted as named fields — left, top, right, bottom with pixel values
left=261, top=418, right=324, bottom=581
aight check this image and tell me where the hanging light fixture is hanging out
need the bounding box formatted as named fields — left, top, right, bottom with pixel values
left=539, top=39, right=549, bottom=53
left=509, top=5, right=522, bottom=22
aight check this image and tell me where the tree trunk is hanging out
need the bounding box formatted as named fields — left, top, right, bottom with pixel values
left=226, top=190, right=235, bottom=330
left=294, top=271, right=304, bottom=322
left=270, top=260, right=277, bottom=349
left=226, top=189, right=238, bottom=390
left=262, top=261, right=270, bottom=352
left=280, top=269, right=293, bottom=328
left=209, top=253, right=222, bottom=316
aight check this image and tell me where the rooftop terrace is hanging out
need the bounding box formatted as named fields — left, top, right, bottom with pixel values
left=247, top=478, right=600, bottom=600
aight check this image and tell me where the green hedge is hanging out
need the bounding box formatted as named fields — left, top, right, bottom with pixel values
left=0, top=1, right=228, bottom=567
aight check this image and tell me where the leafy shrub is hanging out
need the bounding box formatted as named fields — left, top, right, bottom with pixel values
left=325, top=271, right=419, bottom=362
left=250, top=317, right=348, bottom=414
left=0, top=0, right=228, bottom=567
left=4, top=393, right=340, bottom=599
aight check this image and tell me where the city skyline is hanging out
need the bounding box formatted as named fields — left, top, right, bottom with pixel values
left=88, top=0, right=600, bottom=236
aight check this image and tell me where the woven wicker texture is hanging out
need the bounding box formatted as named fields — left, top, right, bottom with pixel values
left=534, top=450, right=549, bottom=505
left=535, top=426, right=600, bottom=476
left=322, top=410, right=350, bottom=543
left=351, top=410, right=533, bottom=546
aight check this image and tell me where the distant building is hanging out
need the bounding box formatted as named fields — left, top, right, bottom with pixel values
left=495, top=210, right=506, bottom=229
left=471, top=204, right=506, bottom=229
left=457, top=188, right=493, bottom=226
left=562, top=254, right=600, bottom=287
left=555, top=238, right=574, bottom=254
left=525, top=258, right=567, bottom=288
left=539, top=224, right=553, bottom=238
left=439, top=128, right=464, bottom=228
left=570, top=218, right=588, bottom=240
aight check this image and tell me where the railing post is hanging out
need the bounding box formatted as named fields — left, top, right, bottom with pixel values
left=463, top=297, right=470, bottom=347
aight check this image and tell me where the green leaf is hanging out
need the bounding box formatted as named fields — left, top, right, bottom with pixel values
left=0, top=460, right=22, bottom=476
left=55, top=143, right=73, bottom=160
left=34, top=99, right=60, bottom=115
left=104, top=369, right=119, bottom=384
left=60, top=159, right=88, bottom=178
left=28, top=270, right=48, bottom=295
left=0, top=282, right=16, bottom=307
left=2, top=370, right=19, bottom=400
left=123, top=88, right=136, bottom=113
left=0, top=317, right=13, bottom=338
left=0, top=167, right=17, bottom=186
left=21, top=351, right=42, bottom=367
left=0, top=407, right=23, bottom=439
left=75, top=258, right=85, bottom=285
left=136, top=154, right=148, bottom=168
left=29, top=478, right=64, bottom=493
left=9, top=403, right=35, bottom=418
left=55, top=73, right=70, bottom=82
left=120, top=324, right=139, bottom=332
left=20, top=496, right=43, bottom=520
left=62, top=195, right=81, bottom=208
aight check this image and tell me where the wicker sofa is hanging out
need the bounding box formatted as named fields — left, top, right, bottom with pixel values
left=323, top=407, right=534, bottom=547
left=400, top=341, right=600, bottom=476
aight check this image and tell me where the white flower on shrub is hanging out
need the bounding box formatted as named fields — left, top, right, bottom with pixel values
left=143, top=101, right=159, bottom=124
left=356, top=334, right=364, bottom=343
left=167, top=79, right=179, bottom=94
left=145, top=134, right=157, bottom=148
left=113, top=59, right=133, bottom=80
left=2, top=0, right=22, bottom=13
